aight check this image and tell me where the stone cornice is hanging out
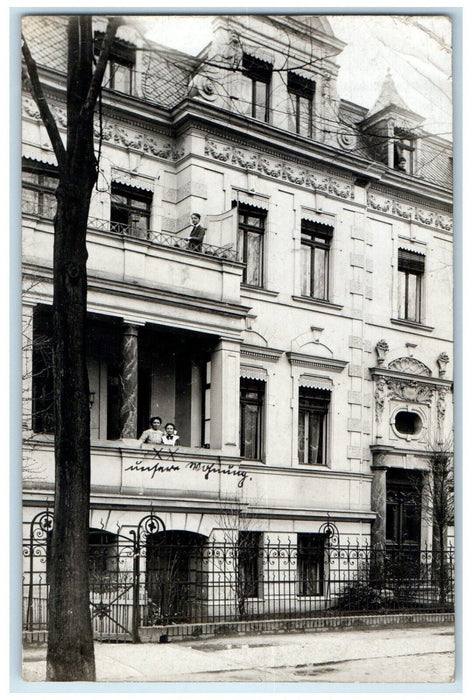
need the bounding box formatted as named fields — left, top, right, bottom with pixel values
left=240, top=344, right=284, bottom=363
left=370, top=367, right=453, bottom=390
left=287, top=352, right=348, bottom=373
left=23, top=262, right=251, bottom=322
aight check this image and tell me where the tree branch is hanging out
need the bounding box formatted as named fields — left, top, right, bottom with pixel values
left=82, top=17, right=121, bottom=118
left=21, top=34, right=66, bottom=172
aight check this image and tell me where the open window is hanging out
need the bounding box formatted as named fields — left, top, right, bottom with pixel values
left=110, top=183, right=152, bottom=238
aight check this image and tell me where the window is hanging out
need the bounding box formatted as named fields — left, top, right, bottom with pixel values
left=95, top=33, right=135, bottom=95
left=394, top=411, right=423, bottom=436
left=22, top=161, right=58, bottom=219
left=287, top=72, right=315, bottom=137
left=298, top=387, right=329, bottom=465
left=397, top=249, right=424, bottom=322
left=110, top=183, right=152, bottom=238
left=241, top=54, right=272, bottom=122
left=238, top=531, right=262, bottom=598
left=240, top=378, right=265, bottom=460
left=300, top=220, right=332, bottom=300
left=237, top=205, right=266, bottom=287
left=394, top=133, right=415, bottom=174
left=298, top=533, right=326, bottom=596
left=31, top=307, right=54, bottom=434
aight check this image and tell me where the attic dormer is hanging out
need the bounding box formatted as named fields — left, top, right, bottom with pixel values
left=359, top=71, right=424, bottom=175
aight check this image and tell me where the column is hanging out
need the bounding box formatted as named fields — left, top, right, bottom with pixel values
left=210, top=339, right=240, bottom=453
left=120, top=323, right=139, bottom=439
left=371, top=460, right=388, bottom=553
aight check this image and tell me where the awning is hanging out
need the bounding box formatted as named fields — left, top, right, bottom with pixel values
left=299, top=374, right=333, bottom=391
left=240, top=365, right=267, bottom=381
left=111, top=169, right=155, bottom=192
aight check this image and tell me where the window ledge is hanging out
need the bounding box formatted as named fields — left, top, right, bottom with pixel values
left=292, top=295, right=343, bottom=311
left=241, top=285, right=279, bottom=298
left=390, top=318, right=434, bottom=332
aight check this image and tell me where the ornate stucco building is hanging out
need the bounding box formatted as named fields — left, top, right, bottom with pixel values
left=21, top=15, right=453, bottom=634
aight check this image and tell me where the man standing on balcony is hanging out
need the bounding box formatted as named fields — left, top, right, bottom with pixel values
left=187, top=212, right=206, bottom=252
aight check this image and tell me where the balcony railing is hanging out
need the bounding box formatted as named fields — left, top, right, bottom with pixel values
left=22, top=205, right=237, bottom=262
left=88, top=217, right=237, bottom=261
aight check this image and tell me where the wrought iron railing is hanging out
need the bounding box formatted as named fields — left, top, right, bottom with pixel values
left=22, top=206, right=237, bottom=262
left=23, top=514, right=455, bottom=641
left=88, top=217, right=237, bottom=261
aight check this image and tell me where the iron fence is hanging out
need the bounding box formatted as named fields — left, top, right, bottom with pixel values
left=23, top=516, right=454, bottom=642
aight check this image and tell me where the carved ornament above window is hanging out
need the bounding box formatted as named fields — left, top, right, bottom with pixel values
left=387, top=357, right=431, bottom=376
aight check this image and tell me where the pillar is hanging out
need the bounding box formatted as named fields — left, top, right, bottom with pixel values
left=120, top=323, right=139, bottom=439
left=210, top=339, right=240, bottom=453
left=371, top=460, right=388, bottom=553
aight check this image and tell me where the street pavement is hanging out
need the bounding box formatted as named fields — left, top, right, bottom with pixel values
left=22, top=622, right=455, bottom=684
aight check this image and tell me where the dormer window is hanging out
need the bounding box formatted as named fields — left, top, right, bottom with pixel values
left=95, top=33, right=136, bottom=95
left=287, top=72, right=315, bottom=137
left=241, top=54, right=272, bottom=122
left=394, top=132, right=415, bottom=174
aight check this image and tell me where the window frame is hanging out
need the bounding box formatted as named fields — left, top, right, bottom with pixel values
left=298, top=387, right=330, bottom=465
left=397, top=249, right=425, bottom=323
left=240, top=377, right=265, bottom=461
left=110, top=183, right=152, bottom=237
left=300, top=220, right=332, bottom=301
left=22, top=161, right=58, bottom=219
left=287, top=73, right=315, bottom=138
left=237, top=205, right=266, bottom=288
left=95, top=33, right=136, bottom=96
left=242, top=54, right=272, bottom=122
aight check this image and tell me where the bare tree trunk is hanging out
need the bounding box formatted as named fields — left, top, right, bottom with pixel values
left=46, top=17, right=97, bottom=681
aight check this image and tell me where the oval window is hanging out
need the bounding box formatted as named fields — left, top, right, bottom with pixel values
left=394, top=411, right=422, bottom=435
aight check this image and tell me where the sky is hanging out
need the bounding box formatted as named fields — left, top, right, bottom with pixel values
left=134, top=13, right=453, bottom=141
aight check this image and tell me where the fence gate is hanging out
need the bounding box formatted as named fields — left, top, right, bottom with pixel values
left=23, top=510, right=166, bottom=642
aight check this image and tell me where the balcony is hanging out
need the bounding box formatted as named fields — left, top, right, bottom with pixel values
left=22, top=206, right=243, bottom=306
left=87, top=217, right=237, bottom=261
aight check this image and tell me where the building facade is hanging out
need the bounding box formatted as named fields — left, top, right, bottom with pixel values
left=21, top=15, right=454, bottom=633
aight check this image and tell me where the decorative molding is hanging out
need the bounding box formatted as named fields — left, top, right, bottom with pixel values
left=387, top=379, right=434, bottom=404
left=436, top=386, right=449, bottom=433
left=374, top=378, right=387, bottom=423
left=375, top=339, right=389, bottom=367
left=367, top=191, right=453, bottom=232
left=22, top=97, right=185, bottom=161
left=287, top=352, right=348, bottom=373
left=240, top=344, right=283, bottom=363
left=387, top=357, right=431, bottom=376
left=205, top=137, right=355, bottom=200
left=437, top=352, right=450, bottom=377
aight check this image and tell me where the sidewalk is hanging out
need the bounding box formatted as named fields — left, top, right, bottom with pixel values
left=22, top=622, right=455, bottom=684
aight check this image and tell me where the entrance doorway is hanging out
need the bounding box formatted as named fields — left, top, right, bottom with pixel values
left=386, top=468, right=422, bottom=574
